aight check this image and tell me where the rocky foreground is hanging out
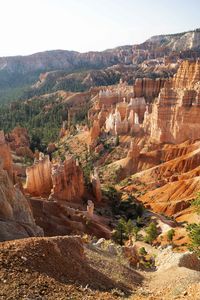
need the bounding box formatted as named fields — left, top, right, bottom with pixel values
left=0, top=236, right=200, bottom=300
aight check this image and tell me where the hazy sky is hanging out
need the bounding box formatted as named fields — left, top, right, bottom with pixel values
left=0, top=0, right=199, bottom=56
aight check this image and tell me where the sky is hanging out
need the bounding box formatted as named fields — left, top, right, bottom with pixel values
left=0, top=0, right=199, bottom=56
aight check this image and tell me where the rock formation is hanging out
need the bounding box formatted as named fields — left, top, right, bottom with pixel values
left=91, top=169, right=102, bottom=202
left=89, top=119, right=101, bottom=146
left=30, top=197, right=110, bottom=238
left=0, top=160, right=42, bottom=241
left=87, top=200, right=94, bottom=217
left=104, top=97, right=146, bottom=135
left=50, top=156, right=85, bottom=202
left=145, top=60, right=200, bottom=143
left=133, top=78, right=165, bottom=99
left=0, top=130, right=13, bottom=178
left=24, top=155, right=52, bottom=196
left=6, top=127, right=33, bottom=159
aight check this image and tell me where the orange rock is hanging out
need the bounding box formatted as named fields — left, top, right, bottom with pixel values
left=91, top=169, right=102, bottom=202
left=89, top=119, right=101, bottom=146
left=0, top=161, right=42, bottom=241
left=50, top=156, right=85, bottom=203
left=24, top=156, right=52, bottom=196
left=146, top=60, right=200, bottom=143
left=133, top=78, right=165, bottom=99
left=0, top=130, right=13, bottom=178
left=6, top=127, right=30, bottom=150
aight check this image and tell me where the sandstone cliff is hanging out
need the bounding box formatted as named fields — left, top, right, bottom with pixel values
left=133, top=78, right=165, bottom=99
left=50, top=156, right=85, bottom=203
left=24, top=155, right=52, bottom=196
left=0, top=131, right=13, bottom=178
left=0, top=161, right=42, bottom=241
left=146, top=60, right=200, bottom=143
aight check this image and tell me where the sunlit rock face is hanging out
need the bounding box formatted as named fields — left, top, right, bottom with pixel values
left=89, top=119, right=101, bottom=146
left=0, top=161, right=42, bottom=241
left=0, top=130, right=13, bottom=178
left=145, top=60, right=200, bottom=143
left=91, top=169, right=102, bottom=202
left=24, top=156, right=53, bottom=196
left=24, top=154, right=85, bottom=203
left=133, top=78, right=166, bottom=99
left=50, top=156, right=85, bottom=203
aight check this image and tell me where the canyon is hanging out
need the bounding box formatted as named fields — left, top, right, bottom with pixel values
left=0, top=28, right=200, bottom=300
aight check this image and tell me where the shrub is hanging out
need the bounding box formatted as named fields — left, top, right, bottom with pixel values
left=192, top=192, right=200, bottom=214
left=139, top=247, right=147, bottom=256
left=112, top=218, right=127, bottom=245
left=167, top=229, right=175, bottom=243
left=144, top=222, right=158, bottom=244
left=187, top=223, right=200, bottom=257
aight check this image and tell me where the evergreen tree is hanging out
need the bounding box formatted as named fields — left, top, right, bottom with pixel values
left=144, top=222, right=158, bottom=244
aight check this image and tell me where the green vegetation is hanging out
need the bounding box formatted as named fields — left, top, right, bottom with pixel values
left=0, top=97, right=64, bottom=144
left=144, top=222, right=159, bottom=244
left=192, top=192, right=200, bottom=214
left=112, top=218, right=140, bottom=245
left=0, top=69, right=42, bottom=104
left=186, top=193, right=200, bottom=257
left=139, top=247, right=147, bottom=256
left=167, top=229, right=175, bottom=244
left=115, top=195, right=144, bottom=220
left=187, top=223, right=200, bottom=257
left=0, top=93, right=89, bottom=147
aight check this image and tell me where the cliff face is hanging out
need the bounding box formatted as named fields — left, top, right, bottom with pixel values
left=146, top=60, right=200, bottom=143
left=133, top=78, right=165, bottom=99
left=0, top=131, right=13, bottom=178
left=50, top=156, right=85, bottom=203
left=0, top=161, right=42, bottom=241
left=25, top=156, right=52, bottom=196
left=24, top=154, right=85, bottom=203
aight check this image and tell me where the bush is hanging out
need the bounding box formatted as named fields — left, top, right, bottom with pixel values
left=112, top=218, right=127, bottom=245
left=112, top=218, right=140, bottom=245
left=187, top=223, right=200, bottom=257
left=144, top=222, right=158, bottom=244
left=139, top=247, right=147, bottom=256
left=167, top=229, right=175, bottom=243
left=192, top=192, right=200, bottom=214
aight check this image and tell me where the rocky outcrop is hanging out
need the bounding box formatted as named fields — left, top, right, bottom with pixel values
left=0, top=161, right=42, bottom=241
left=24, top=154, right=85, bottom=203
left=50, top=156, right=85, bottom=203
left=24, top=156, right=52, bottom=196
left=30, top=198, right=110, bottom=238
left=87, top=200, right=94, bottom=217
left=104, top=97, right=146, bottom=135
left=106, top=141, right=141, bottom=182
left=133, top=78, right=165, bottom=99
left=0, top=131, right=13, bottom=178
left=89, top=119, right=101, bottom=146
left=146, top=60, right=200, bottom=143
left=91, top=169, right=102, bottom=202
left=6, top=127, right=33, bottom=159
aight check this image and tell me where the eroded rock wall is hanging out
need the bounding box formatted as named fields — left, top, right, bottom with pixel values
left=25, top=156, right=52, bottom=196
left=50, top=156, right=85, bottom=202
left=145, top=60, right=200, bottom=143
left=0, top=161, right=42, bottom=241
